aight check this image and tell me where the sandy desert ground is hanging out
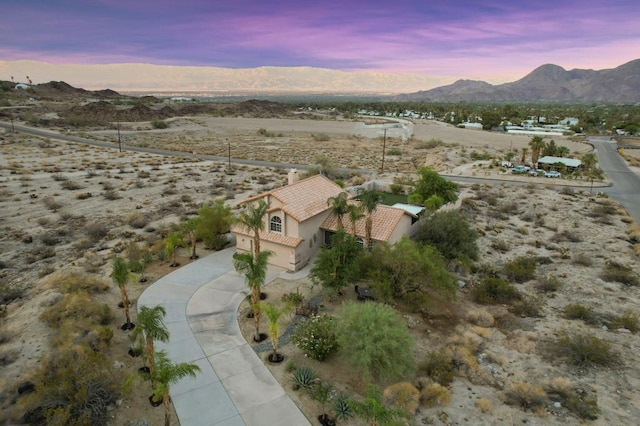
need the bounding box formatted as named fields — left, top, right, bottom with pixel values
left=1, top=115, right=638, bottom=426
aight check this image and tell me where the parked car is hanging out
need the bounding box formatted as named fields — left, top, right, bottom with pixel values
left=512, top=165, right=530, bottom=174
left=501, top=161, right=513, bottom=168
left=529, top=169, right=546, bottom=176
left=544, top=171, right=561, bottom=178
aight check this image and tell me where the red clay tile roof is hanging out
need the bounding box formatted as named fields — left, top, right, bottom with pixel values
left=231, top=224, right=304, bottom=248
left=242, top=174, right=345, bottom=222
left=320, top=203, right=414, bottom=241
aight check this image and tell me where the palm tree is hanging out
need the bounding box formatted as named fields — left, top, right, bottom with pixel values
left=112, top=256, right=134, bottom=330
left=233, top=250, right=274, bottom=341
left=347, top=203, right=364, bottom=236
left=165, top=231, right=186, bottom=267
left=133, top=305, right=169, bottom=388
left=259, top=302, right=293, bottom=361
left=181, top=217, right=201, bottom=259
left=520, top=147, right=529, bottom=165
left=235, top=199, right=269, bottom=257
left=327, top=192, right=349, bottom=230
left=557, top=146, right=570, bottom=158
left=529, top=136, right=546, bottom=168
left=582, top=152, right=597, bottom=173
left=139, top=250, right=154, bottom=283
left=349, top=384, right=407, bottom=426
left=151, top=350, right=201, bottom=426
left=359, top=190, right=382, bottom=250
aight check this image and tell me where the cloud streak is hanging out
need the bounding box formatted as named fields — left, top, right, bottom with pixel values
left=1, top=0, right=638, bottom=82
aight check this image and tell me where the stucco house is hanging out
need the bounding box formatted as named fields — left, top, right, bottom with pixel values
left=231, top=170, right=419, bottom=271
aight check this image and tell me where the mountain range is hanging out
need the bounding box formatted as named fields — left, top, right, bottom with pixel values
left=394, top=59, right=640, bottom=103
left=1, top=59, right=638, bottom=102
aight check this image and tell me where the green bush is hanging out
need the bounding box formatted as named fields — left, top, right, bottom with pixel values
left=505, top=382, right=547, bottom=409
left=387, top=147, right=402, bottom=156
left=562, top=304, right=598, bottom=324
left=415, top=210, right=478, bottom=262
left=502, top=256, right=536, bottom=283
left=419, top=352, right=455, bottom=386
left=512, top=295, right=544, bottom=318
left=472, top=277, right=520, bottom=304
left=552, top=331, right=620, bottom=367
left=312, top=133, right=330, bottom=141
left=336, top=301, right=415, bottom=381
left=291, top=366, right=318, bottom=389
left=291, top=315, right=338, bottom=361
left=611, top=310, right=639, bottom=333
left=415, top=138, right=443, bottom=150
left=600, top=261, right=639, bottom=286
left=565, top=394, right=600, bottom=420
left=151, top=119, right=168, bottom=129
left=535, top=275, right=562, bottom=292
left=389, top=183, right=403, bottom=195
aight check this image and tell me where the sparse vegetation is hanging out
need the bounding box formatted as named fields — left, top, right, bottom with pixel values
left=552, top=331, right=620, bottom=367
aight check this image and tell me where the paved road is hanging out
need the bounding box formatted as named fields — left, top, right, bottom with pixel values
left=2, top=121, right=638, bottom=222
left=590, top=137, right=640, bottom=224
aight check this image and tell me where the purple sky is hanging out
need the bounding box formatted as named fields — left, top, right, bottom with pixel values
left=1, top=0, right=638, bottom=82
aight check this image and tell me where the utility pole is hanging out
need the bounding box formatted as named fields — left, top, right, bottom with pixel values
left=228, top=140, right=231, bottom=172
left=117, top=121, right=122, bottom=152
left=381, top=128, right=387, bottom=173
left=10, top=116, right=15, bottom=132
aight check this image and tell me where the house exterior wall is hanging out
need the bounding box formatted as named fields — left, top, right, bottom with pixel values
left=386, top=215, right=414, bottom=244
left=291, top=211, right=331, bottom=270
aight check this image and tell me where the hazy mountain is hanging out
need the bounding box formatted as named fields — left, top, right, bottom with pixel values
left=0, top=60, right=454, bottom=94
left=395, top=59, right=640, bottom=103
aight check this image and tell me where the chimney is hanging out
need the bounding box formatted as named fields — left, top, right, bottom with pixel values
left=288, top=168, right=299, bottom=185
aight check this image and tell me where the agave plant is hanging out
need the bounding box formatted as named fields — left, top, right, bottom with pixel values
left=332, top=392, right=354, bottom=421
left=291, top=366, right=318, bottom=390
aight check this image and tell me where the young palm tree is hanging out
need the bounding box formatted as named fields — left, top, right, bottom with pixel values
left=139, top=250, right=154, bottom=283
left=347, top=203, right=364, bottom=236
left=133, top=305, right=169, bottom=387
left=557, top=146, right=571, bottom=158
left=233, top=250, right=274, bottom=341
left=235, top=199, right=269, bottom=257
left=164, top=231, right=186, bottom=267
left=581, top=152, right=597, bottom=173
left=520, top=147, right=529, bottom=164
left=327, top=192, right=349, bottom=230
left=529, top=136, right=546, bottom=167
left=359, top=190, right=382, bottom=250
left=181, top=217, right=201, bottom=259
left=349, top=384, right=407, bottom=426
left=112, top=256, right=134, bottom=330
left=259, top=302, right=293, bottom=361
left=151, top=350, right=201, bottom=426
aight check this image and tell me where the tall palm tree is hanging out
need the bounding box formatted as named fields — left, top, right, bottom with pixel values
left=133, top=305, right=169, bottom=388
left=581, top=152, right=597, bottom=173
left=112, top=256, right=134, bottom=330
left=235, top=199, right=269, bottom=258
left=165, top=231, right=186, bottom=267
left=520, top=147, right=529, bottom=165
left=260, top=302, right=293, bottom=361
left=181, top=217, right=201, bottom=259
left=327, top=192, right=349, bottom=230
left=557, top=146, right=571, bottom=158
left=529, top=136, right=546, bottom=168
left=349, top=384, right=407, bottom=426
left=359, top=190, right=382, bottom=250
left=151, top=350, right=201, bottom=426
left=347, top=203, right=364, bottom=236
left=233, top=250, right=274, bottom=341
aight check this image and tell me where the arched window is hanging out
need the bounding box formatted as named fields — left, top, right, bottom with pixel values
left=270, top=216, right=282, bottom=233
left=355, top=237, right=364, bottom=247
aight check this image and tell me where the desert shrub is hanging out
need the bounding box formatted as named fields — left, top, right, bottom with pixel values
left=126, top=212, right=148, bottom=229
left=410, top=166, right=459, bottom=206
left=600, top=261, right=639, bottom=286
left=281, top=291, right=304, bottom=306
left=565, top=394, right=600, bottom=420
left=383, top=382, right=420, bottom=415
left=420, top=383, right=451, bottom=407
left=536, top=275, right=562, bottom=292
left=291, top=314, right=338, bottom=361
left=312, top=133, right=330, bottom=141
left=85, top=221, right=109, bottom=242
left=467, top=308, right=495, bottom=327
left=572, top=252, right=593, bottom=266
left=415, top=138, right=443, bottom=149
left=491, top=239, right=510, bottom=252
left=53, top=272, right=110, bottom=294
left=590, top=203, right=617, bottom=218
left=42, top=196, right=63, bottom=212
left=552, top=331, right=620, bottom=367
left=291, top=366, right=317, bottom=389
left=51, top=173, right=68, bottom=182
left=415, top=210, right=478, bottom=262
left=424, top=194, right=445, bottom=211
left=40, top=231, right=62, bottom=246
left=332, top=393, right=353, bottom=421
left=257, top=128, right=276, bottom=137
left=418, top=352, right=455, bottom=386
left=512, top=295, right=544, bottom=318
left=611, top=310, right=639, bottom=333
left=562, top=304, right=598, bottom=324
left=19, top=348, right=120, bottom=426
left=310, top=230, right=363, bottom=294
left=0, top=282, right=24, bottom=305
left=475, top=398, right=493, bottom=413
left=544, top=377, right=574, bottom=398
left=102, top=189, right=121, bottom=200
left=196, top=201, right=233, bottom=250
left=472, top=277, right=520, bottom=304
left=504, top=382, right=547, bottom=409
left=389, top=183, right=403, bottom=195
left=41, top=292, right=113, bottom=329
left=336, top=301, right=415, bottom=381
left=151, top=119, right=168, bottom=129
left=76, top=192, right=92, bottom=200
left=502, top=256, right=536, bottom=283
left=386, top=147, right=402, bottom=156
